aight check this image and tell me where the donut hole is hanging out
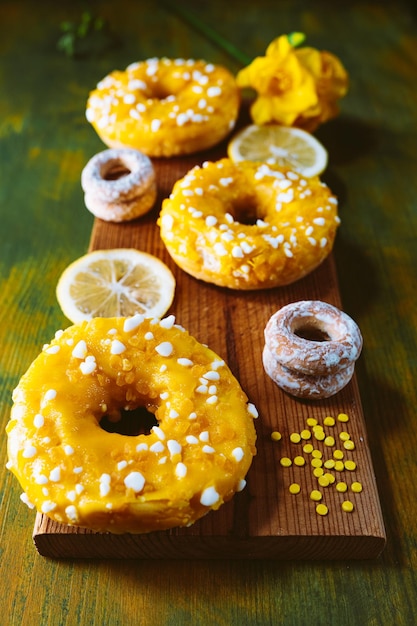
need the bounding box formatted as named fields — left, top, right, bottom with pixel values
left=294, top=323, right=332, bottom=343
left=101, top=159, right=131, bottom=181
left=228, top=194, right=262, bottom=225
left=100, top=405, right=158, bottom=436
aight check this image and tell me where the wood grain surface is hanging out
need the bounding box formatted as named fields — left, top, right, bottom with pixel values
left=33, top=141, right=386, bottom=560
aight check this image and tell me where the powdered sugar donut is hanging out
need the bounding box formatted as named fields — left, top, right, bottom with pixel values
left=81, top=148, right=157, bottom=222
left=264, top=300, right=363, bottom=376
left=262, top=345, right=355, bottom=399
left=263, top=301, right=362, bottom=399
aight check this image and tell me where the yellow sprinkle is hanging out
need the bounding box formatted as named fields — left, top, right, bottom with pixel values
left=290, top=432, right=301, bottom=444
left=311, top=449, right=323, bottom=459
left=300, top=429, right=311, bottom=440
left=271, top=431, right=282, bottom=442
left=325, top=472, right=336, bottom=484
left=343, top=440, right=355, bottom=451
left=303, top=443, right=314, bottom=454
left=323, top=459, right=335, bottom=469
left=318, top=475, right=330, bottom=487
left=333, top=449, right=344, bottom=460
left=342, top=500, right=354, bottom=512
left=351, top=481, right=363, bottom=493
left=289, top=483, right=301, bottom=495
left=339, top=431, right=351, bottom=442
left=310, top=489, right=322, bottom=502
left=306, top=418, right=317, bottom=427
left=313, top=467, right=324, bottom=477
left=334, top=461, right=345, bottom=472
left=336, top=481, right=348, bottom=493
left=338, top=413, right=349, bottom=422
left=311, top=458, right=323, bottom=468
left=344, top=460, right=357, bottom=471
left=323, top=416, right=335, bottom=426
left=324, top=436, right=335, bottom=447
left=316, top=503, right=329, bottom=516
left=280, top=457, right=292, bottom=467
left=294, top=455, right=306, bottom=467
left=314, top=430, right=325, bottom=441
left=312, top=424, right=324, bottom=432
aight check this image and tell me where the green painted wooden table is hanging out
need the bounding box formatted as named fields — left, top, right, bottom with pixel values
left=1, top=0, right=417, bottom=623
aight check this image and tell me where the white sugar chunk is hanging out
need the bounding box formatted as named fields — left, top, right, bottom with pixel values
left=155, top=342, right=173, bottom=357
left=111, top=340, right=126, bottom=355
left=200, top=486, right=220, bottom=506
left=124, top=471, right=145, bottom=493
left=72, top=340, right=88, bottom=359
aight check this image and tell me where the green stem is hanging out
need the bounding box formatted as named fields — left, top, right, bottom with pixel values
left=161, top=1, right=252, bottom=67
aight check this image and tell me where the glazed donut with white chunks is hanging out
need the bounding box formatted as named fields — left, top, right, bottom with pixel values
left=81, top=148, right=157, bottom=222
left=159, top=159, right=340, bottom=290
left=263, top=300, right=363, bottom=399
left=86, top=57, right=240, bottom=157
left=6, top=315, right=258, bottom=534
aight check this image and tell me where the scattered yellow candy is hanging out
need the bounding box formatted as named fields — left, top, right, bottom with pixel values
left=311, top=458, right=323, bottom=468
left=344, top=460, right=357, bottom=471
left=312, top=424, right=324, bottom=432
left=318, top=475, right=330, bottom=487
left=294, top=455, right=306, bottom=467
left=324, top=472, right=336, bottom=484
left=276, top=409, right=362, bottom=520
left=310, top=489, right=322, bottom=501
left=336, top=482, right=348, bottom=493
left=316, top=503, right=329, bottom=516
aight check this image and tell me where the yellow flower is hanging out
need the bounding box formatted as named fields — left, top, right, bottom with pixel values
left=294, top=48, right=349, bottom=131
left=236, top=34, right=348, bottom=131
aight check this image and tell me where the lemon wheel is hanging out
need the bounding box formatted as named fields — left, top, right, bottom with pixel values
left=227, top=124, right=328, bottom=178
left=56, top=248, right=176, bottom=323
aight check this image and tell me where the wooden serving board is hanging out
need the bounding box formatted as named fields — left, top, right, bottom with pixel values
left=33, top=128, right=386, bottom=560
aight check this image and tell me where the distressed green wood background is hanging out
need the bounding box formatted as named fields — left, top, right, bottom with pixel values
left=1, top=0, right=417, bottom=624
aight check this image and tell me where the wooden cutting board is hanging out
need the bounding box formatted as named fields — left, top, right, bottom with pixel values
left=32, top=124, right=386, bottom=560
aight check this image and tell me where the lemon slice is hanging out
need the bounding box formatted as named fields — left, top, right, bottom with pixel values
left=56, top=248, right=175, bottom=323
left=227, top=124, right=328, bottom=177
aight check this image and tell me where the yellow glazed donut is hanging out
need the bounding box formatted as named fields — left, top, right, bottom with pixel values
left=6, top=315, right=257, bottom=534
left=263, top=300, right=363, bottom=399
left=158, top=159, right=340, bottom=290
left=81, top=148, right=157, bottom=222
left=86, top=58, right=240, bottom=157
